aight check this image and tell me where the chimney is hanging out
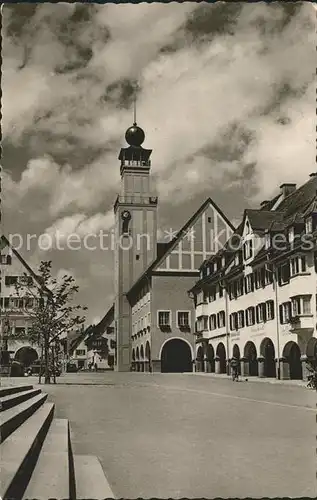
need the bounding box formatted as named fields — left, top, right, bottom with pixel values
left=309, top=172, right=317, bottom=177
left=279, top=183, right=296, bottom=198
left=260, top=200, right=269, bottom=207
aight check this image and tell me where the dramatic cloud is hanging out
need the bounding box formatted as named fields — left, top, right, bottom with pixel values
left=2, top=2, right=315, bottom=321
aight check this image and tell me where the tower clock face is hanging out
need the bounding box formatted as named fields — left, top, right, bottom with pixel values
left=121, top=210, right=131, bottom=220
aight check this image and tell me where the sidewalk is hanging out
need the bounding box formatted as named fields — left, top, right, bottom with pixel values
left=187, top=371, right=308, bottom=388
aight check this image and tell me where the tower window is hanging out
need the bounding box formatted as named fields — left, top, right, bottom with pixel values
left=208, top=217, right=212, bottom=223
left=136, top=255, right=140, bottom=261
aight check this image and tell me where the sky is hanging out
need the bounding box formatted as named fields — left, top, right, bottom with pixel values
left=2, top=2, right=315, bottom=324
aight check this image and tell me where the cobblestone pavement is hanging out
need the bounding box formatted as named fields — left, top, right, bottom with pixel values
left=3, top=372, right=317, bottom=498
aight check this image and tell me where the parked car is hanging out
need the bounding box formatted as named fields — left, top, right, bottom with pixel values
left=66, top=363, right=78, bottom=373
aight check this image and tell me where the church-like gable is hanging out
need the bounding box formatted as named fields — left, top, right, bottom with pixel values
left=155, top=199, right=235, bottom=273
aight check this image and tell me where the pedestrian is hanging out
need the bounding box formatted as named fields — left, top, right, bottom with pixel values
left=94, top=362, right=98, bottom=372
left=230, top=356, right=239, bottom=381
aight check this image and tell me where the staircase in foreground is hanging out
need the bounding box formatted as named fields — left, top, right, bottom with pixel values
left=0, top=384, right=115, bottom=500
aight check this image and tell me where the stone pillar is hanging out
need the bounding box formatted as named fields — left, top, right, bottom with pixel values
left=300, top=355, right=308, bottom=381
left=151, top=360, right=161, bottom=373
left=203, top=357, right=209, bottom=373
left=279, top=357, right=290, bottom=380
left=226, top=359, right=230, bottom=376
left=240, top=357, right=249, bottom=377
left=205, top=359, right=211, bottom=373
left=257, top=356, right=265, bottom=378
left=215, top=356, right=221, bottom=374
left=274, top=358, right=280, bottom=379
left=192, top=359, right=196, bottom=373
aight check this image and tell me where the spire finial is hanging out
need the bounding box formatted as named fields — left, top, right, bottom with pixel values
left=133, top=92, right=137, bottom=126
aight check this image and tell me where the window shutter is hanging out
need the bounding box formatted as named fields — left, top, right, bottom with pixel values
left=255, top=306, right=259, bottom=323
left=271, top=301, right=275, bottom=320
left=262, top=303, right=267, bottom=322
left=289, top=301, right=294, bottom=317
left=241, top=312, right=245, bottom=328
left=234, top=313, right=238, bottom=330
left=245, top=310, right=249, bottom=327
left=279, top=304, right=283, bottom=324
left=251, top=275, right=254, bottom=292
left=4, top=297, right=9, bottom=308
left=230, top=315, right=233, bottom=330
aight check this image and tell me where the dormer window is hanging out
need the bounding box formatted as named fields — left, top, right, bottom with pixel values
left=305, top=217, right=313, bottom=234
left=288, top=227, right=294, bottom=243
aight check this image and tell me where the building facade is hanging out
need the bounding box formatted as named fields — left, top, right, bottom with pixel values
left=106, top=122, right=234, bottom=372
left=0, top=235, right=43, bottom=370
left=190, top=175, right=317, bottom=380
left=84, top=306, right=116, bottom=370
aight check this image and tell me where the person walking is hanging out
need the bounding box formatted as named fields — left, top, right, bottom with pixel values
left=230, top=356, right=239, bottom=381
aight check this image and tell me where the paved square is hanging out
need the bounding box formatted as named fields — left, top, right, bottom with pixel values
left=36, top=372, right=316, bottom=498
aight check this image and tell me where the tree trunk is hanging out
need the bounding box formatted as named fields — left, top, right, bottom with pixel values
left=38, top=343, right=44, bottom=385
left=44, top=335, right=50, bottom=384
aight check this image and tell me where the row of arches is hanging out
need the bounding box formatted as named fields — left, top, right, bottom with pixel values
left=196, top=337, right=317, bottom=380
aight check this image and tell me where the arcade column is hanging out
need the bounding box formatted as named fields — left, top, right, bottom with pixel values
left=278, top=357, right=290, bottom=380
left=151, top=360, right=161, bottom=373
left=240, top=357, right=249, bottom=377
left=300, top=355, right=308, bottom=381
left=215, top=356, right=221, bottom=374
left=257, top=356, right=265, bottom=378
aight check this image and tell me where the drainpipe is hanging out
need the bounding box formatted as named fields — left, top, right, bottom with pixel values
left=187, top=290, right=197, bottom=372
left=223, top=282, right=230, bottom=376
left=219, top=276, right=230, bottom=376
left=273, top=262, right=281, bottom=379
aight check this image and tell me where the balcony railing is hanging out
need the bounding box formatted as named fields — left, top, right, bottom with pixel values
left=114, top=195, right=158, bottom=210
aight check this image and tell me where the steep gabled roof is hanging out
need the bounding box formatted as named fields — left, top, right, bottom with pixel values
left=93, top=304, right=114, bottom=336
left=0, top=235, right=52, bottom=296
left=244, top=209, right=285, bottom=232
left=275, top=175, right=317, bottom=217
left=127, top=197, right=235, bottom=299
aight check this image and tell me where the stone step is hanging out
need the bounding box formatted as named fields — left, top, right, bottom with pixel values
left=0, top=402, right=54, bottom=500
left=1, top=392, right=48, bottom=443
left=74, top=454, right=115, bottom=499
left=0, top=385, right=34, bottom=398
left=23, top=419, right=73, bottom=500
left=0, top=388, right=42, bottom=412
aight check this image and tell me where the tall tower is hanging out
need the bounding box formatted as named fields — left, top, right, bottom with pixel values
left=114, top=121, right=158, bottom=371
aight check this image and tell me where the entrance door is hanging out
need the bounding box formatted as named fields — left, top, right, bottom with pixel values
left=161, top=339, right=192, bottom=373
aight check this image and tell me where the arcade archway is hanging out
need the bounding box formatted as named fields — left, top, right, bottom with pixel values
left=260, top=338, right=276, bottom=378
left=244, top=341, right=258, bottom=376
left=145, top=341, right=151, bottom=372
left=196, top=346, right=204, bottom=372
left=232, top=344, right=241, bottom=375
left=206, top=344, right=215, bottom=373
left=140, top=345, right=145, bottom=372
left=216, top=342, right=226, bottom=374
left=14, top=346, right=38, bottom=368
left=283, top=341, right=302, bottom=380
left=136, top=346, right=140, bottom=372
left=306, top=337, right=317, bottom=368
left=161, top=339, right=192, bottom=373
